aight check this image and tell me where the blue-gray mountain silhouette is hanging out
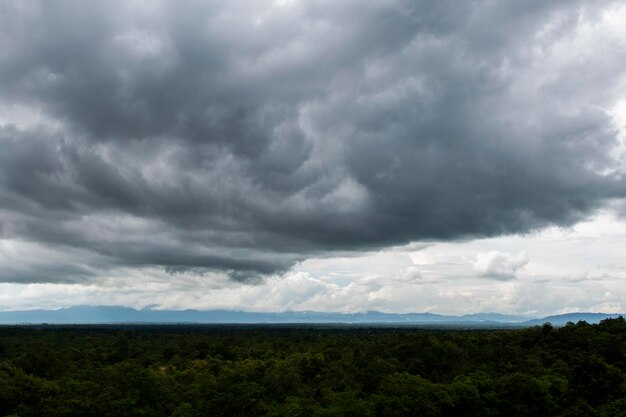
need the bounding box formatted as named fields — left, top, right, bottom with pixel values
left=0, top=306, right=621, bottom=326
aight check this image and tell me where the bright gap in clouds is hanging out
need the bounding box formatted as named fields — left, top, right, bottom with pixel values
left=2, top=212, right=625, bottom=316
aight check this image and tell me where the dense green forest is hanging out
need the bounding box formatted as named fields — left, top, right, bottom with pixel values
left=0, top=319, right=625, bottom=417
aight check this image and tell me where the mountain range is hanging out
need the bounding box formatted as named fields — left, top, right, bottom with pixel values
left=0, top=306, right=622, bottom=326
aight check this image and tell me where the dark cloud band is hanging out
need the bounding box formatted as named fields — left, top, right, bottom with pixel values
left=0, top=0, right=624, bottom=282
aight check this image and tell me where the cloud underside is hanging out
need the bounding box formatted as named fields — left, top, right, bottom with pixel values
left=1, top=0, right=625, bottom=283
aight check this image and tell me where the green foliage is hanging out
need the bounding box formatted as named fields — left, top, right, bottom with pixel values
left=0, top=317, right=625, bottom=416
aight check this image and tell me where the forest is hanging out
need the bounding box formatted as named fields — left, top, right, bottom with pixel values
left=0, top=318, right=625, bottom=417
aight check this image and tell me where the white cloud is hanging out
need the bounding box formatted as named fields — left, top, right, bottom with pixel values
left=473, top=251, right=529, bottom=281
left=2, top=212, right=626, bottom=316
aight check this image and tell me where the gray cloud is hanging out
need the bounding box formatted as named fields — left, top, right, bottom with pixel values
left=473, top=251, right=529, bottom=281
left=0, top=0, right=625, bottom=283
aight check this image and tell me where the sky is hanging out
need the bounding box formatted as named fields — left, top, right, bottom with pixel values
left=1, top=0, right=626, bottom=316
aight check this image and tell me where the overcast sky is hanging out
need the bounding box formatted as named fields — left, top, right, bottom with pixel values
left=1, top=0, right=626, bottom=315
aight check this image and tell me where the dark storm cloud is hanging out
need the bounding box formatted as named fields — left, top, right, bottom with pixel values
left=0, top=0, right=625, bottom=282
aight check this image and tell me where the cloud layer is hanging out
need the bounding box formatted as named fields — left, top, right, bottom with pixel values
left=1, top=0, right=626, bottom=283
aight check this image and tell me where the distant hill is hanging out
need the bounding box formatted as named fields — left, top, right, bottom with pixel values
left=0, top=306, right=622, bottom=326
left=522, top=312, right=623, bottom=326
